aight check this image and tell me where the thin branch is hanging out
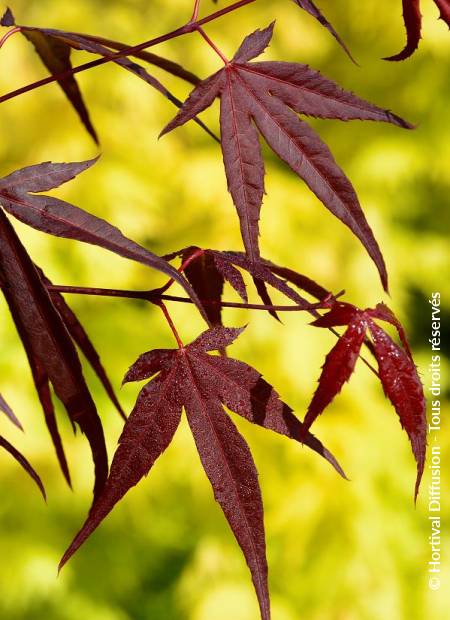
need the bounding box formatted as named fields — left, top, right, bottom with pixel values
left=45, top=284, right=328, bottom=312
left=0, top=0, right=257, bottom=106
left=45, top=283, right=380, bottom=377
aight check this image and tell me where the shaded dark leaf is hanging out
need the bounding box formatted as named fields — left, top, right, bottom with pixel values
left=0, top=210, right=107, bottom=498
left=294, top=0, right=356, bottom=62
left=70, top=32, right=201, bottom=86
left=6, top=302, right=72, bottom=486
left=384, top=0, right=450, bottom=61
left=384, top=0, right=422, bottom=61
left=0, top=435, right=46, bottom=499
left=38, top=267, right=126, bottom=421
left=39, top=29, right=217, bottom=141
left=182, top=247, right=225, bottom=326
left=2, top=9, right=97, bottom=142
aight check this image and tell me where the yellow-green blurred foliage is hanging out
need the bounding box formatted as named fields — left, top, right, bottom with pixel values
left=0, top=1, right=449, bottom=619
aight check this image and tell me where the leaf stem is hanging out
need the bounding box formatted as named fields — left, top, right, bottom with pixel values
left=158, top=248, right=205, bottom=294
left=190, top=0, right=202, bottom=23
left=158, top=301, right=184, bottom=348
left=0, top=0, right=256, bottom=105
left=196, top=26, right=229, bottom=64
left=0, top=27, right=22, bottom=50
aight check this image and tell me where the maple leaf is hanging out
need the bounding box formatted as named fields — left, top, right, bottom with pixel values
left=59, top=326, right=346, bottom=620
left=0, top=435, right=46, bottom=499
left=0, top=158, right=207, bottom=321
left=163, top=246, right=248, bottom=327
left=0, top=9, right=216, bottom=141
left=208, top=250, right=329, bottom=310
left=38, top=266, right=126, bottom=421
left=160, top=23, right=413, bottom=291
left=0, top=209, right=108, bottom=497
left=1, top=8, right=97, bottom=142
left=4, top=294, right=72, bottom=487
left=0, top=393, right=23, bottom=430
left=303, top=302, right=426, bottom=500
left=384, top=0, right=450, bottom=61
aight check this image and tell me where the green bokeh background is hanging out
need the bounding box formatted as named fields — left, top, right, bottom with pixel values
left=0, top=1, right=449, bottom=619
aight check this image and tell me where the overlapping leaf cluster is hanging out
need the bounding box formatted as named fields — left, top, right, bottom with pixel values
left=0, top=3, right=434, bottom=619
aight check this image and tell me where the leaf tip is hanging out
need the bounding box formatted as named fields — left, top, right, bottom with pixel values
left=1, top=7, right=15, bottom=27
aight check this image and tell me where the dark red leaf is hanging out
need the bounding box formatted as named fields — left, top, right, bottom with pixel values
left=294, top=0, right=356, bottom=62
left=239, top=62, right=413, bottom=127
left=0, top=158, right=97, bottom=193
left=182, top=382, right=270, bottom=620
left=39, top=29, right=217, bottom=141
left=384, top=0, right=422, bottom=61
left=0, top=435, right=46, bottom=499
left=367, top=302, right=412, bottom=358
left=2, top=9, right=97, bottom=142
left=4, top=9, right=215, bottom=141
left=123, top=349, right=174, bottom=384
left=188, top=351, right=346, bottom=478
left=303, top=315, right=367, bottom=431
left=253, top=277, right=279, bottom=321
left=159, top=70, right=225, bottom=137
left=220, top=73, right=265, bottom=261
left=311, top=302, right=359, bottom=327
left=232, top=21, right=275, bottom=63
left=211, top=251, right=316, bottom=310
left=435, top=0, right=450, bottom=26
left=61, top=326, right=344, bottom=619
left=6, top=304, right=72, bottom=486
left=213, top=252, right=248, bottom=302
left=189, top=325, right=245, bottom=352
left=261, top=259, right=331, bottom=301
left=0, top=210, right=108, bottom=498
left=182, top=247, right=225, bottom=326
left=0, top=159, right=207, bottom=321
left=368, top=320, right=426, bottom=499
left=59, top=364, right=182, bottom=571
left=39, top=268, right=126, bottom=421
left=247, top=88, right=389, bottom=291
left=0, top=393, right=23, bottom=430
left=162, top=25, right=412, bottom=288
